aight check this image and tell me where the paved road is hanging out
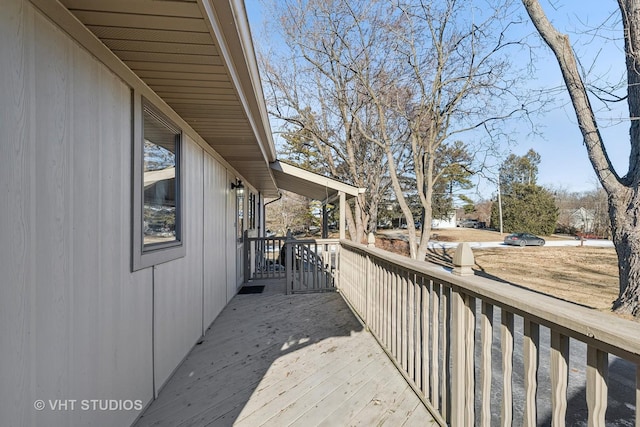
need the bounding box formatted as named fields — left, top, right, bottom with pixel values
left=428, top=239, right=614, bottom=250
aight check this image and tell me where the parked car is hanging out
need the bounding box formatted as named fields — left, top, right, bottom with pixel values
left=458, top=219, right=478, bottom=228
left=503, top=232, right=545, bottom=247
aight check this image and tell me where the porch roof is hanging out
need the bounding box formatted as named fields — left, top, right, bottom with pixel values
left=270, top=160, right=365, bottom=204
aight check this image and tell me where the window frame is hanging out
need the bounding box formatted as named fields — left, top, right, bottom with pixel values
left=132, top=94, right=186, bottom=271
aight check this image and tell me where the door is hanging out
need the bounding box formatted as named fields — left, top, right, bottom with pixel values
left=226, top=172, right=237, bottom=301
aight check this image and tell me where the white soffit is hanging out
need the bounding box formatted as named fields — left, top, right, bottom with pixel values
left=54, top=0, right=279, bottom=196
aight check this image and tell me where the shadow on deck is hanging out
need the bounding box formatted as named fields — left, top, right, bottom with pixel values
left=134, top=279, right=436, bottom=426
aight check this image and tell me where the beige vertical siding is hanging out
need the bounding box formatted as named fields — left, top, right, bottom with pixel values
left=226, top=171, right=239, bottom=300
left=1, top=1, right=243, bottom=425
left=204, top=154, right=230, bottom=328
left=0, top=1, right=154, bottom=426
left=152, top=137, right=205, bottom=394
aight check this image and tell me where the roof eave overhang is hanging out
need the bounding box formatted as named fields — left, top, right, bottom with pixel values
left=198, top=0, right=277, bottom=164
left=42, top=0, right=280, bottom=197
left=190, top=0, right=280, bottom=196
left=270, top=161, right=365, bottom=204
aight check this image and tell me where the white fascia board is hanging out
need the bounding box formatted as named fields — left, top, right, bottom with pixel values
left=198, top=0, right=277, bottom=164
left=271, top=161, right=362, bottom=198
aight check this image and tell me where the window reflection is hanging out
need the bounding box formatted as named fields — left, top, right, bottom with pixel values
left=143, top=106, right=180, bottom=246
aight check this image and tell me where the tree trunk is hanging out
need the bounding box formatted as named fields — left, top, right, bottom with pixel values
left=610, top=188, right=640, bottom=316
left=385, top=150, right=418, bottom=259
left=353, top=194, right=367, bottom=243
left=344, top=201, right=358, bottom=242
left=417, top=160, right=435, bottom=261
left=416, top=206, right=433, bottom=262
left=522, top=0, right=640, bottom=316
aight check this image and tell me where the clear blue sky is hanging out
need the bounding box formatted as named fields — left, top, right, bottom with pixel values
left=512, top=1, right=629, bottom=195
left=246, top=0, right=630, bottom=198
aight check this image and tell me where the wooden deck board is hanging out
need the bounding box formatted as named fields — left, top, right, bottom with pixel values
left=234, top=337, right=372, bottom=425
left=243, top=353, right=379, bottom=426
left=134, top=279, right=436, bottom=426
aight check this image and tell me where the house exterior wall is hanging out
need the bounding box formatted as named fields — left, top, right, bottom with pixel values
left=432, top=212, right=457, bottom=229
left=204, top=153, right=231, bottom=328
left=227, top=170, right=240, bottom=299
left=0, top=3, right=152, bottom=426
left=0, top=1, right=250, bottom=425
left=152, top=137, right=205, bottom=394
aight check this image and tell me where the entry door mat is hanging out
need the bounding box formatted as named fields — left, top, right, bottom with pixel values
left=238, top=285, right=265, bottom=294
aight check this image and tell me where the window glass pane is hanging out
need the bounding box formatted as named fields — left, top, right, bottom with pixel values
left=143, top=107, right=179, bottom=246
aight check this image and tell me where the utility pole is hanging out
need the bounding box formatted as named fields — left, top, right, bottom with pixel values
left=497, top=173, right=504, bottom=235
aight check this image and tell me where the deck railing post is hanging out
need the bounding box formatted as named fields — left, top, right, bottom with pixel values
left=285, top=230, right=293, bottom=295
left=365, top=233, right=375, bottom=327
left=452, top=242, right=474, bottom=276
left=243, top=230, right=250, bottom=283
left=450, top=288, right=468, bottom=426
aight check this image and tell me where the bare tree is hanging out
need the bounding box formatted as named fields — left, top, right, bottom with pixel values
left=262, top=0, right=537, bottom=257
left=351, top=0, right=537, bottom=259
left=265, top=191, right=315, bottom=236
left=522, top=0, right=640, bottom=316
left=260, top=0, right=400, bottom=243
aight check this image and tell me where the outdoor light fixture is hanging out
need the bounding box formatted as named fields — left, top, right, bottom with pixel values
left=231, top=180, right=245, bottom=195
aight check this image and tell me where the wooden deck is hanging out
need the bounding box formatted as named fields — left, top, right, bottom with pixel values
left=134, top=279, right=437, bottom=426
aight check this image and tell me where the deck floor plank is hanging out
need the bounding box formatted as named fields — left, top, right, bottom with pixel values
left=134, top=279, right=437, bottom=426
left=247, top=351, right=379, bottom=426
left=234, top=335, right=372, bottom=425
left=323, top=363, right=418, bottom=427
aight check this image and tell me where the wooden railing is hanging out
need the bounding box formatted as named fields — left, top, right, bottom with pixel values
left=245, top=235, right=287, bottom=280
left=285, top=238, right=339, bottom=294
left=337, top=240, right=640, bottom=426
left=244, top=234, right=339, bottom=294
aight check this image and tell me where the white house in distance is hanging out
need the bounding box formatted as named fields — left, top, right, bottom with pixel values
left=570, top=207, right=595, bottom=233
left=431, top=211, right=457, bottom=229
left=0, top=1, right=359, bottom=426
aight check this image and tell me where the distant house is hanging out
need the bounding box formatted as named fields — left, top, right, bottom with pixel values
left=432, top=211, right=457, bottom=229
left=570, top=207, right=595, bottom=232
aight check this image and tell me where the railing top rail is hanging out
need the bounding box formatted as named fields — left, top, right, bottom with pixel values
left=312, top=238, right=341, bottom=244
left=339, top=239, right=640, bottom=362
left=246, top=237, right=340, bottom=243
left=289, top=238, right=340, bottom=244
left=246, top=236, right=286, bottom=241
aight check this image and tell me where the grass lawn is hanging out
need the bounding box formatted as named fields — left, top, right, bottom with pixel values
left=377, top=227, right=623, bottom=316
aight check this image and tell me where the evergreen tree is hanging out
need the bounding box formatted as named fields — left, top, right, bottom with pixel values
left=492, top=150, right=557, bottom=234
left=431, top=141, right=474, bottom=220
left=499, top=149, right=541, bottom=195
left=491, top=183, right=558, bottom=235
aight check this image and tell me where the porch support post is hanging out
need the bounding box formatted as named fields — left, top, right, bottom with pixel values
left=285, top=230, right=293, bottom=295
left=322, top=203, right=328, bottom=239
left=339, top=191, right=346, bottom=240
